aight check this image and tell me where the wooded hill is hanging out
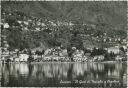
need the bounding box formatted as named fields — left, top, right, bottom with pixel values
left=1, top=1, right=127, bottom=50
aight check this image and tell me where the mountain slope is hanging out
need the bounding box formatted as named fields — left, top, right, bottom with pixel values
left=1, top=1, right=127, bottom=30
left=1, top=1, right=127, bottom=49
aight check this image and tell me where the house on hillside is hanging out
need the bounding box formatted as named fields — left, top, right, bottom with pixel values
left=59, top=49, right=68, bottom=57
left=107, top=47, right=120, bottom=54
left=93, top=55, right=104, bottom=61
left=73, top=50, right=86, bottom=61
left=115, top=55, right=125, bottom=61
left=14, top=57, right=20, bottom=62
left=19, top=54, right=29, bottom=62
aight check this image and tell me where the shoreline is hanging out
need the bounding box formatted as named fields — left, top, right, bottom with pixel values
left=0, top=61, right=127, bottom=64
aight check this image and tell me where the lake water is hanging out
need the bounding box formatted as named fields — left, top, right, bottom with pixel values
left=0, top=62, right=127, bottom=87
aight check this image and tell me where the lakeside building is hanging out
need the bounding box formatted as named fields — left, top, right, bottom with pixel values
left=107, top=47, right=120, bottom=54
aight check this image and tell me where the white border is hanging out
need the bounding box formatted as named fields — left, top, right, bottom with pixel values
left=0, top=0, right=127, bottom=88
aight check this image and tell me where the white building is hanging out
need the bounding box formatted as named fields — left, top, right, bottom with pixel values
left=19, top=54, right=29, bottom=62
left=93, top=55, right=104, bottom=61
left=107, top=47, right=120, bottom=54
left=3, top=23, right=9, bottom=28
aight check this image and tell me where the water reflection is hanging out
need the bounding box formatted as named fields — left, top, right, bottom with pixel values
left=0, top=62, right=127, bottom=87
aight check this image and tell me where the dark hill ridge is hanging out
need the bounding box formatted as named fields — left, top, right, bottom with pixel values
left=1, top=1, right=127, bottom=30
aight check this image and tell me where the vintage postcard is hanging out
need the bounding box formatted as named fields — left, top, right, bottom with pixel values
left=0, top=0, right=127, bottom=87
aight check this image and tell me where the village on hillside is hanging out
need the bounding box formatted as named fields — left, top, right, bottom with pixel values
left=1, top=2, right=127, bottom=63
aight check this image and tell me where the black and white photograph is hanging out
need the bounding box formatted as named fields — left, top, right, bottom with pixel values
left=0, top=1, right=127, bottom=87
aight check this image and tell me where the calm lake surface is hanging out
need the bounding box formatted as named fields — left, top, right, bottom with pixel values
left=0, top=62, right=127, bottom=87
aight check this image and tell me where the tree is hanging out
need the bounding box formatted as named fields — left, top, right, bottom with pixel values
left=119, top=47, right=125, bottom=53
left=70, top=34, right=83, bottom=50
left=6, top=27, right=29, bottom=50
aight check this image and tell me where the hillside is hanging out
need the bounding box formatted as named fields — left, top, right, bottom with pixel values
left=1, top=1, right=127, bottom=50
left=1, top=1, right=127, bottom=29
